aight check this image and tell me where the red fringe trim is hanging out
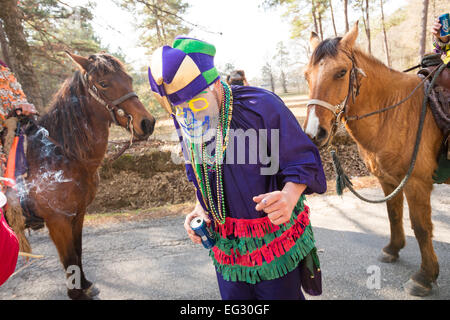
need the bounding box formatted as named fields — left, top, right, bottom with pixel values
left=215, top=214, right=282, bottom=238
left=212, top=206, right=310, bottom=267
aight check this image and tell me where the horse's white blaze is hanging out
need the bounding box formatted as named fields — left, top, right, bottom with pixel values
left=304, top=61, right=326, bottom=138
left=305, top=106, right=320, bottom=138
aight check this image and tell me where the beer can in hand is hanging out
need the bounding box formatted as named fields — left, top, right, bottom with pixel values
left=190, top=217, right=216, bottom=249
left=439, top=13, right=450, bottom=37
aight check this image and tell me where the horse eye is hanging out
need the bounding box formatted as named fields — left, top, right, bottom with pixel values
left=335, top=69, right=347, bottom=79
left=98, top=81, right=109, bottom=88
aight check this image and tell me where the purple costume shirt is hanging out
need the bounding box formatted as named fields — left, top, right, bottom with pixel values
left=173, top=85, right=326, bottom=297
left=178, top=85, right=326, bottom=215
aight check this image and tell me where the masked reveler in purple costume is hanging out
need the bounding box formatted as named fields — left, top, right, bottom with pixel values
left=148, top=37, right=327, bottom=300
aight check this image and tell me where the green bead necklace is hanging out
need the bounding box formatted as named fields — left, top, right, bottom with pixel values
left=191, top=81, right=233, bottom=225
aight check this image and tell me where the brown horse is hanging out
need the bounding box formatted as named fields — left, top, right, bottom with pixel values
left=14, top=52, right=155, bottom=299
left=303, top=22, right=448, bottom=296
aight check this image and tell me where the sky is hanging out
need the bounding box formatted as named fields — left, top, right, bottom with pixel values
left=72, top=0, right=408, bottom=79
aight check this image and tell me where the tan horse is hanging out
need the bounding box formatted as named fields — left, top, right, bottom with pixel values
left=303, top=21, right=448, bottom=296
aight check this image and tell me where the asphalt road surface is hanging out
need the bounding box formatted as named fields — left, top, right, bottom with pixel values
left=1, top=185, right=449, bottom=300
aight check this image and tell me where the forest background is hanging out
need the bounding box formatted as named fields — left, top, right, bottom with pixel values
left=0, top=0, right=447, bottom=118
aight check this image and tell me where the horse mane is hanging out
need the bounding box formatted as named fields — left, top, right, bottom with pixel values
left=311, top=36, right=396, bottom=73
left=36, top=53, right=125, bottom=162
left=311, top=37, right=342, bottom=65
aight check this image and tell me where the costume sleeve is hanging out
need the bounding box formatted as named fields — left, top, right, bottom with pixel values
left=262, top=92, right=327, bottom=195
left=0, top=65, right=28, bottom=123
left=433, top=36, right=450, bottom=55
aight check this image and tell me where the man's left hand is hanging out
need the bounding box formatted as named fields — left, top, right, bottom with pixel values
left=253, top=182, right=307, bottom=226
left=253, top=191, right=295, bottom=225
left=14, top=103, right=37, bottom=116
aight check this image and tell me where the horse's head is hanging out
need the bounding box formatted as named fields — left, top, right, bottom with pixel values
left=303, top=21, right=364, bottom=147
left=66, top=52, right=155, bottom=140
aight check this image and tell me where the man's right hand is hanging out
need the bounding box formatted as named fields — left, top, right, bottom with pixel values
left=184, top=202, right=211, bottom=245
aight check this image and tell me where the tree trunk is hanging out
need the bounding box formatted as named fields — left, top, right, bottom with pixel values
left=156, top=0, right=168, bottom=45
left=150, top=0, right=164, bottom=46
left=311, top=0, right=319, bottom=35
left=344, top=0, right=349, bottom=33
left=281, top=70, right=288, bottom=94
left=271, top=74, right=275, bottom=92
left=361, top=0, right=371, bottom=54
left=0, top=20, right=12, bottom=67
left=318, top=11, right=324, bottom=40
left=365, top=0, right=371, bottom=54
left=361, top=6, right=368, bottom=46
left=0, top=0, right=44, bottom=112
left=329, top=0, right=338, bottom=37
left=380, top=0, right=391, bottom=67
left=419, top=0, right=429, bottom=57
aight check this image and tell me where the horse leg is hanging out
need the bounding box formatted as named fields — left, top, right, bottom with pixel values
left=45, top=214, right=92, bottom=300
left=403, top=179, right=439, bottom=297
left=72, top=212, right=100, bottom=298
left=378, top=180, right=405, bottom=263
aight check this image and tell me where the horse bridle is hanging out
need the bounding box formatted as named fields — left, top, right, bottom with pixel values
left=306, top=51, right=364, bottom=146
left=80, top=72, right=138, bottom=132
left=306, top=50, right=437, bottom=148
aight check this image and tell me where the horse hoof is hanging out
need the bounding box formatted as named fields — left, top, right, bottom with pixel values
left=404, top=279, right=432, bottom=297
left=84, top=284, right=100, bottom=298
left=378, top=250, right=398, bottom=263
left=68, top=289, right=93, bottom=300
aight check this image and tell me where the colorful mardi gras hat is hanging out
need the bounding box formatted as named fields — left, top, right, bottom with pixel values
left=148, top=36, right=220, bottom=112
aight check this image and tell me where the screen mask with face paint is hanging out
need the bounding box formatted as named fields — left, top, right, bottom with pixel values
left=174, top=85, right=219, bottom=144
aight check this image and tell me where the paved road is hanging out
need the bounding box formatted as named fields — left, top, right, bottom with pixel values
left=1, top=185, right=449, bottom=300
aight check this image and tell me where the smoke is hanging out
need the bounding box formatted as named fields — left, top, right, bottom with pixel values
left=14, top=125, right=77, bottom=217
left=32, top=127, right=58, bottom=159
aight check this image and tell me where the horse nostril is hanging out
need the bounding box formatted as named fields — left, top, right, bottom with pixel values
left=317, top=126, right=328, bottom=141
left=141, top=118, right=155, bottom=136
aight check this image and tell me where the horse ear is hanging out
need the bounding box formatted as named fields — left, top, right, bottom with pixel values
left=341, top=21, right=359, bottom=50
left=309, top=32, right=321, bottom=52
left=65, top=51, right=90, bottom=72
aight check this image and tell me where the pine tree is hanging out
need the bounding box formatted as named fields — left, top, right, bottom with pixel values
left=117, top=0, right=191, bottom=54
left=274, top=41, right=289, bottom=94
left=0, top=0, right=106, bottom=109
left=0, top=0, right=44, bottom=111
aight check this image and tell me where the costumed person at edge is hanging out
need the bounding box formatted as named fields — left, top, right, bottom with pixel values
left=226, top=70, right=249, bottom=86
left=431, top=16, right=450, bottom=64
left=148, top=37, right=326, bottom=300
left=0, top=59, right=37, bottom=286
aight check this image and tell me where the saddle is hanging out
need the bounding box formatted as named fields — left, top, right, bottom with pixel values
left=418, top=66, right=450, bottom=138
left=419, top=53, right=450, bottom=89
left=417, top=54, right=450, bottom=183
